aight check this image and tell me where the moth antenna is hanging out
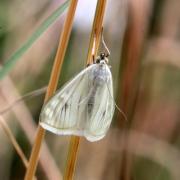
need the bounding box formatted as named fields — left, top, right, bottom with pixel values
left=114, top=103, right=128, bottom=122
left=101, top=27, right=110, bottom=57
left=0, top=86, right=47, bottom=115
left=105, top=81, right=127, bottom=121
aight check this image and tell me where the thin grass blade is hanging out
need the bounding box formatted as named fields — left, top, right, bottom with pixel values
left=0, top=0, right=70, bottom=80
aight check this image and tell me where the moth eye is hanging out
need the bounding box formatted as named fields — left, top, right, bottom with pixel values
left=100, top=53, right=105, bottom=59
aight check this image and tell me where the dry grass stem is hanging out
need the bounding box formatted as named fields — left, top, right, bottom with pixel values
left=63, top=136, right=80, bottom=180
left=63, top=0, right=107, bottom=179
left=0, top=76, right=62, bottom=180
left=0, top=116, right=38, bottom=180
left=0, top=116, right=28, bottom=168
left=0, top=86, right=47, bottom=115
left=86, top=0, right=107, bottom=64
left=25, top=0, right=78, bottom=179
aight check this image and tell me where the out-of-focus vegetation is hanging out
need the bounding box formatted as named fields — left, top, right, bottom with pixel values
left=0, top=0, right=180, bottom=179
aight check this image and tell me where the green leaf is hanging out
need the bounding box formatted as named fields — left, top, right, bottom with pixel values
left=0, top=0, right=70, bottom=80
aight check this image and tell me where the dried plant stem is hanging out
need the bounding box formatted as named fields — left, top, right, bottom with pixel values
left=0, top=116, right=38, bottom=180
left=25, top=0, right=78, bottom=179
left=63, top=0, right=107, bottom=179
left=0, top=116, right=28, bottom=167
left=0, top=76, right=61, bottom=180
left=63, top=136, right=80, bottom=180
left=0, top=86, right=47, bottom=115
left=86, top=0, right=107, bottom=64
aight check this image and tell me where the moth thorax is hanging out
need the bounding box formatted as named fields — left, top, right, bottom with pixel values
left=92, top=65, right=110, bottom=86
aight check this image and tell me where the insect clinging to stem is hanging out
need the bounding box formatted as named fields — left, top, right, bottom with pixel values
left=39, top=30, right=126, bottom=142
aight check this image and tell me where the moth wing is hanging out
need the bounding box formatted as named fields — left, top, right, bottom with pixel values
left=39, top=64, right=96, bottom=135
left=84, top=65, right=115, bottom=141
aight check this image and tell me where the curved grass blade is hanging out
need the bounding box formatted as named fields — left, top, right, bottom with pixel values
left=0, top=0, right=70, bottom=80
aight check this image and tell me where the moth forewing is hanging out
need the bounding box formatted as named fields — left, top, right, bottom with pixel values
left=39, top=62, right=115, bottom=142
left=40, top=65, right=95, bottom=130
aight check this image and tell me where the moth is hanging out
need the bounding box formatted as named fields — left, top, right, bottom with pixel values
left=40, top=39, right=115, bottom=142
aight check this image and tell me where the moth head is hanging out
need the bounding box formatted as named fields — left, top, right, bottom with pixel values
left=96, top=53, right=109, bottom=64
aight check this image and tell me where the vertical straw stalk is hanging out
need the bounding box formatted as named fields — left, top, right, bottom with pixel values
left=63, top=0, right=107, bottom=179
left=25, top=0, right=78, bottom=179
